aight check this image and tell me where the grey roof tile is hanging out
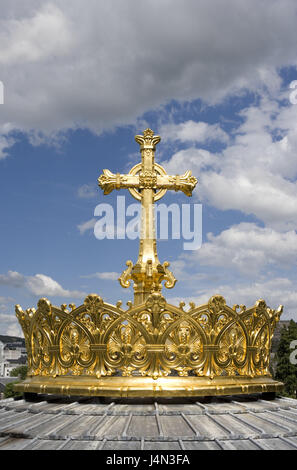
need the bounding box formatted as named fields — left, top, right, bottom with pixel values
left=0, top=394, right=296, bottom=450
left=143, top=441, right=181, bottom=450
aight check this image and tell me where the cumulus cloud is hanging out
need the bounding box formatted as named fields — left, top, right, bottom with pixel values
left=1, top=1, right=297, bottom=323
left=4, top=321, right=23, bottom=338
left=163, top=146, right=216, bottom=175
left=0, top=3, right=72, bottom=66
left=167, top=277, right=296, bottom=319
left=77, top=218, right=97, bottom=234
left=26, top=274, right=86, bottom=298
left=0, top=271, right=25, bottom=287
left=1, top=0, right=297, bottom=147
left=160, top=121, right=229, bottom=144
left=192, top=223, right=297, bottom=274
left=81, top=272, right=120, bottom=281
left=0, top=271, right=86, bottom=335
left=0, top=312, right=22, bottom=337
left=0, top=313, right=17, bottom=323
left=0, top=270, right=86, bottom=298
left=0, top=136, right=16, bottom=160
left=77, top=183, right=98, bottom=199
left=163, top=92, right=297, bottom=230
left=0, top=296, right=14, bottom=305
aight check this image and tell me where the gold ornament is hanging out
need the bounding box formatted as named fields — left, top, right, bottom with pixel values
left=15, top=130, right=284, bottom=397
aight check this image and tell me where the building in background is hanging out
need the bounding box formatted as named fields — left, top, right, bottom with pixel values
left=0, top=337, right=27, bottom=378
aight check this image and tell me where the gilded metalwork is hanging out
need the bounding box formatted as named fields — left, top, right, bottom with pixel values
left=14, top=129, right=284, bottom=397
left=98, top=128, right=197, bottom=306
left=15, top=293, right=283, bottom=389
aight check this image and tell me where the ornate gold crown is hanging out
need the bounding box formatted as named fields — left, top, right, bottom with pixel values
left=15, top=130, right=284, bottom=398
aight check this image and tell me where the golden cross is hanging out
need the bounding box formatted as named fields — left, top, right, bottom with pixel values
left=98, top=128, right=197, bottom=305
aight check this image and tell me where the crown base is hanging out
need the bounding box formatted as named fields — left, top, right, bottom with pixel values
left=14, top=375, right=284, bottom=398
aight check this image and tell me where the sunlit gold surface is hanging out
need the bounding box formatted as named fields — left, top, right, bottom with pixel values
left=15, top=129, right=284, bottom=397
left=98, top=128, right=197, bottom=306
left=15, top=293, right=283, bottom=396
left=15, top=375, right=283, bottom=398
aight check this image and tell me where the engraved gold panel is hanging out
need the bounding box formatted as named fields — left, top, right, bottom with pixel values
left=15, top=293, right=283, bottom=396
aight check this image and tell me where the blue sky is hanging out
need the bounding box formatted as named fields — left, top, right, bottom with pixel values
left=1, top=1, right=297, bottom=335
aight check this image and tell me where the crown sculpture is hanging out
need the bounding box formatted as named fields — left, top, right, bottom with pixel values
left=15, top=129, right=284, bottom=398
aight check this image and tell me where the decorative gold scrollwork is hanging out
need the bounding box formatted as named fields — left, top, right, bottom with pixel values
left=163, top=321, right=204, bottom=376
left=106, top=322, right=147, bottom=376
left=216, top=324, right=247, bottom=375
left=15, top=294, right=283, bottom=380
left=59, top=323, right=92, bottom=373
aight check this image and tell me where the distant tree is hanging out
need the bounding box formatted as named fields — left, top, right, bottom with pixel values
left=275, top=320, right=297, bottom=398
left=3, top=381, right=22, bottom=399
left=3, top=366, right=28, bottom=399
left=10, top=365, right=28, bottom=380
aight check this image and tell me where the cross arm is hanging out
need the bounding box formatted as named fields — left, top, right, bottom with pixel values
left=156, top=170, right=198, bottom=197
left=98, top=169, right=139, bottom=195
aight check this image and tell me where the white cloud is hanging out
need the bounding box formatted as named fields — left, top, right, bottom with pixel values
left=78, top=184, right=98, bottom=199
left=200, top=172, right=297, bottom=230
left=0, top=1, right=297, bottom=323
left=192, top=223, right=297, bottom=274
left=160, top=121, right=228, bottom=144
left=81, top=272, right=120, bottom=281
left=0, top=271, right=25, bottom=287
left=77, top=218, right=96, bottom=234
left=26, top=273, right=86, bottom=298
left=215, top=278, right=297, bottom=319
left=0, top=270, right=86, bottom=299
left=1, top=1, right=297, bottom=147
left=0, top=3, right=72, bottom=66
left=163, top=91, right=297, bottom=230
left=0, top=313, right=23, bottom=337
left=0, top=313, right=16, bottom=323
left=163, top=147, right=216, bottom=175
left=0, top=136, right=16, bottom=160
left=5, top=322, right=23, bottom=338
left=167, top=222, right=297, bottom=316
left=167, top=277, right=297, bottom=320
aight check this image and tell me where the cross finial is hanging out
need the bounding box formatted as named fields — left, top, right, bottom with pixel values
left=135, top=128, right=161, bottom=149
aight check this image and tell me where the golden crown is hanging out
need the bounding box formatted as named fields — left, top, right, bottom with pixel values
left=15, top=130, right=284, bottom=398
left=15, top=293, right=283, bottom=397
